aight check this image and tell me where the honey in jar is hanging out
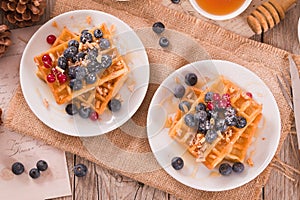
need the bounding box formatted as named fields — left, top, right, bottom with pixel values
left=195, top=0, right=246, bottom=15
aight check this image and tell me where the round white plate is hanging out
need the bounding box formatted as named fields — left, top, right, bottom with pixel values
left=20, top=10, right=149, bottom=137
left=147, top=60, right=280, bottom=191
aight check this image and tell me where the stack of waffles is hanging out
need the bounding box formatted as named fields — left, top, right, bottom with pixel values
left=34, top=23, right=130, bottom=115
left=168, top=76, right=262, bottom=169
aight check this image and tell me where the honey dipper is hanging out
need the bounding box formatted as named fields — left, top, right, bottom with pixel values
left=247, top=0, right=297, bottom=34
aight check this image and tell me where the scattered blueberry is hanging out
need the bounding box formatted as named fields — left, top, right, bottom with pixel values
left=195, top=103, right=206, bottom=111
left=232, top=162, right=244, bottom=173
left=171, top=157, right=184, bottom=170
left=64, top=46, right=78, bottom=59
left=173, top=85, right=185, bottom=98
left=99, top=38, right=110, bottom=50
left=208, top=110, right=218, bottom=119
left=185, top=73, right=197, bottom=86
left=205, top=129, right=218, bottom=143
left=58, top=56, right=68, bottom=70
left=78, top=106, right=92, bottom=118
left=178, top=101, right=191, bottom=112
left=36, top=160, right=48, bottom=171
left=81, top=29, right=88, bottom=34
left=11, top=162, right=24, bottom=175
left=225, top=106, right=236, bottom=117
left=108, top=99, right=121, bottom=112
left=29, top=168, right=40, bottom=179
left=94, top=29, right=103, bottom=38
left=159, top=37, right=169, bottom=48
left=74, top=52, right=86, bottom=62
left=75, top=66, right=87, bottom=80
left=68, top=40, right=79, bottom=48
left=80, top=32, right=93, bottom=44
left=219, top=163, right=232, bottom=176
left=194, top=110, right=207, bottom=123
left=65, top=103, right=78, bottom=115
left=85, top=73, right=97, bottom=84
left=215, top=119, right=227, bottom=132
left=184, top=114, right=196, bottom=127
left=100, top=54, right=112, bottom=68
left=225, top=115, right=237, bottom=126
left=235, top=116, right=247, bottom=128
left=204, top=92, right=214, bottom=102
left=74, top=164, right=88, bottom=177
left=69, top=79, right=83, bottom=90
left=171, top=0, right=180, bottom=4
left=68, top=66, right=77, bottom=79
left=152, top=22, right=165, bottom=34
left=198, top=122, right=206, bottom=133
left=87, top=48, right=98, bottom=61
left=87, top=60, right=102, bottom=73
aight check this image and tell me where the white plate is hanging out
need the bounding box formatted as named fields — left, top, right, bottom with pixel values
left=147, top=60, right=280, bottom=191
left=20, top=10, right=149, bottom=137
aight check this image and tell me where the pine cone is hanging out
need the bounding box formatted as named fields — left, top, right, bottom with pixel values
left=0, top=24, right=11, bottom=57
left=1, top=0, right=46, bottom=27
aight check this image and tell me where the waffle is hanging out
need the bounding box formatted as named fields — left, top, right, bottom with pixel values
left=52, top=27, right=77, bottom=47
left=168, top=76, right=263, bottom=169
left=34, top=24, right=120, bottom=105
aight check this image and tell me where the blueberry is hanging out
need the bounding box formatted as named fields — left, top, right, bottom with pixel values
left=69, top=79, right=83, bottom=90
left=79, top=106, right=92, bottom=118
left=205, top=119, right=212, bottom=130
left=108, top=99, right=121, bottom=112
left=198, top=122, right=206, bottom=133
left=94, top=29, right=103, bottom=38
left=232, top=162, right=244, bottom=173
left=225, top=106, right=236, bottom=117
left=29, top=168, right=40, bottom=179
left=87, top=48, right=98, bottom=61
left=208, top=110, right=218, bottom=119
left=159, top=37, right=169, bottom=48
left=99, top=38, right=110, bottom=50
left=215, top=119, right=227, bottom=132
left=152, top=22, right=165, bottom=34
left=194, top=110, right=207, bottom=122
left=225, top=115, right=237, bottom=126
left=36, top=160, right=48, bottom=171
left=87, top=60, right=102, bottom=73
left=185, top=73, right=197, bottom=86
left=68, top=40, right=79, bottom=48
left=75, top=66, right=87, bottom=80
left=12, top=162, right=24, bottom=175
left=171, top=157, right=184, bottom=170
left=80, top=32, right=93, bottom=44
left=65, top=103, right=78, bottom=115
left=205, top=129, right=218, bottom=143
left=235, top=116, right=247, bottom=128
left=184, top=114, right=196, bottom=127
left=195, top=103, right=206, bottom=111
left=173, top=84, right=185, bottom=98
left=178, top=101, right=191, bottom=112
left=58, top=56, right=68, bottom=70
left=171, top=0, right=180, bottom=4
left=68, top=66, right=77, bottom=79
left=81, top=29, right=88, bottom=34
left=74, top=164, right=88, bottom=177
left=85, top=73, right=97, bottom=84
left=219, top=163, right=232, bottom=176
left=204, top=92, right=214, bottom=102
left=73, top=52, right=86, bottom=63
left=63, top=46, right=78, bottom=59
left=101, top=55, right=112, bottom=69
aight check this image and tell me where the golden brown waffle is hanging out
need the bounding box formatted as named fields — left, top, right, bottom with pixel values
left=52, top=27, right=77, bottom=47
left=34, top=24, right=119, bottom=105
left=168, top=76, right=263, bottom=169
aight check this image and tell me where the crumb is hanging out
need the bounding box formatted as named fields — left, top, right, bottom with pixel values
left=43, top=98, right=49, bottom=108
left=262, top=137, right=266, bottom=140
left=70, top=16, right=74, bottom=19
left=0, top=108, right=3, bottom=125
left=86, top=16, right=92, bottom=25
left=246, top=158, right=254, bottom=167
left=52, top=21, right=58, bottom=28
left=127, top=83, right=135, bottom=92
left=110, top=24, right=116, bottom=33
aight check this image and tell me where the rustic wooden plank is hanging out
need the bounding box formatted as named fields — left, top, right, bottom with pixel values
left=263, top=3, right=300, bottom=200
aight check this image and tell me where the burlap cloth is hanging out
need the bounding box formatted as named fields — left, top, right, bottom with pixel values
left=4, top=0, right=300, bottom=199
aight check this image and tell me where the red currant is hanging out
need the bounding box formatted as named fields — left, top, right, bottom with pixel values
left=57, top=73, right=67, bottom=84
left=43, top=60, right=52, bottom=68
left=46, top=34, right=56, bottom=45
left=246, top=92, right=253, bottom=98
left=207, top=102, right=214, bottom=110
left=222, top=93, right=230, bottom=101
left=89, top=111, right=99, bottom=121
left=47, top=73, right=56, bottom=83
left=42, top=54, right=52, bottom=63
left=226, top=100, right=231, bottom=107
left=219, top=99, right=227, bottom=109
left=212, top=93, right=220, bottom=101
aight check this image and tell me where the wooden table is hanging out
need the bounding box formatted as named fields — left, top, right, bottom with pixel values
left=1, top=1, right=300, bottom=200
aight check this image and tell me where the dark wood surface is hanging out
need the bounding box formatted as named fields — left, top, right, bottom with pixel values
left=1, top=1, right=300, bottom=199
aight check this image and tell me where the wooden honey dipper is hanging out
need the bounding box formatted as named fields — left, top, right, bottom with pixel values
left=247, top=0, right=297, bottom=34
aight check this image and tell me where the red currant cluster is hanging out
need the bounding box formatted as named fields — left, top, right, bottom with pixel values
left=42, top=54, right=67, bottom=84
